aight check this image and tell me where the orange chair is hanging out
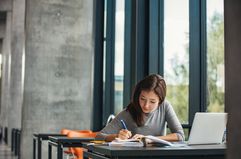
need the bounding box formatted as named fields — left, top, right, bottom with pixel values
left=61, top=129, right=92, bottom=135
left=67, top=131, right=97, bottom=159
left=60, top=129, right=94, bottom=158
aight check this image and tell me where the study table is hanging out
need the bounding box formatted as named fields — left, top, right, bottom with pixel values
left=47, top=136, right=95, bottom=159
left=33, top=133, right=66, bottom=159
left=83, top=143, right=226, bottom=159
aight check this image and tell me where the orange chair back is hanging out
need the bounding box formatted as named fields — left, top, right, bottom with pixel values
left=60, top=129, right=71, bottom=135
left=61, top=129, right=92, bottom=135
left=77, top=130, right=92, bottom=133
left=67, top=131, right=97, bottom=159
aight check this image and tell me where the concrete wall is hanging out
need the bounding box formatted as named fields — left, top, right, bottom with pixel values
left=0, top=0, right=94, bottom=158
left=0, top=0, right=13, bottom=145
left=21, top=0, right=94, bottom=158
left=7, top=0, right=25, bottom=145
left=0, top=10, right=12, bottom=144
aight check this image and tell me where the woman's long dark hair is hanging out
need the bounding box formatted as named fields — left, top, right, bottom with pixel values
left=126, top=74, right=166, bottom=126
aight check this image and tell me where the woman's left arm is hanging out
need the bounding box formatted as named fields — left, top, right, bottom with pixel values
left=165, top=101, right=185, bottom=141
left=159, top=133, right=179, bottom=141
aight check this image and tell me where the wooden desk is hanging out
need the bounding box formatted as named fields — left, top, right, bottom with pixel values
left=83, top=143, right=226, bottom=159
left=48, top=136, right=95, bottom=159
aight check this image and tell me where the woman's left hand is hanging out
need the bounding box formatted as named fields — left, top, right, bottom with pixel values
left=131, top=134, right=144, bottom=139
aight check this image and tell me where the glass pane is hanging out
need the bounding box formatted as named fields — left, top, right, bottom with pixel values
left=104, top=0, right=107, bottom=38
left=103, top=0, right=107, bottom=107
left=114, top=0, right=125, bottom=114
left=164, top=0, right=189, bottom=124
left=207, top=0, right=224, bottom=112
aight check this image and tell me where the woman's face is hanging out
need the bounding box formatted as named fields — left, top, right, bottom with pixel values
left=139, top=90, right=160, bottom=113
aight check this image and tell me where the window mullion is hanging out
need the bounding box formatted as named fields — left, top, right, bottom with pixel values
left=103, top=0, right=116, bottom=126
left=189, top=0, right=202, bottom=125
left=92, top=0, right=105, bottom=131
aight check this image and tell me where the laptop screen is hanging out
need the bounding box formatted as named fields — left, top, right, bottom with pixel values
left=187, top=112, right=227, bottom=145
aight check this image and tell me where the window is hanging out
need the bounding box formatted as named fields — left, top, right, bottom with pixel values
left=94, top=0, right=225, bottom=131
left=164, top=0, right=189, bottom=124
left=100, top=0, right=125, bottom=126
left=206, top=0, right=224, bottom=112
left=114, top=0, right=125, bottom=114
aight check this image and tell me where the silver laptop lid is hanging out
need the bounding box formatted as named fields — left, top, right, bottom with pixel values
left=188, top=112, right=227, bottom=145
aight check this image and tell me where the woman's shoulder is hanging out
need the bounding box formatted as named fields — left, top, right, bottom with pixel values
left=161, top=100, right=172, bottom=107
left=159, top=100, right=174, bottom=111
left=115, top=108, right=131, bottom=118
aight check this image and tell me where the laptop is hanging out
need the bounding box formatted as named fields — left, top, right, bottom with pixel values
left=187, top=112, right=227, bottom=145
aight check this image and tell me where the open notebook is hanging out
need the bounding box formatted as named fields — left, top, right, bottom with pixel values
left=108, top=136, right=174, bottom=147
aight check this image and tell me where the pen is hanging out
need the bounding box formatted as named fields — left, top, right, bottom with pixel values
left=120, top=119, right=128, bottom=130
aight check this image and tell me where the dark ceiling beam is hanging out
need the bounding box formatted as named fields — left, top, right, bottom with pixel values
left=0, top=11, right=7, bottom=20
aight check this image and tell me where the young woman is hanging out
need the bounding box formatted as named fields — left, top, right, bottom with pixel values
left=96, top=74, right=185, bottom=142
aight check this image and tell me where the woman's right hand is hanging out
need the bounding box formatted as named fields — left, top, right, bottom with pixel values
left=117, top=129, right=132, bottom=140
